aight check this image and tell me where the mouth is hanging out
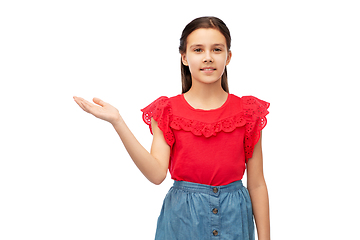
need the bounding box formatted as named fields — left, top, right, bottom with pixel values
left=200, top=67, right=216, bottom=72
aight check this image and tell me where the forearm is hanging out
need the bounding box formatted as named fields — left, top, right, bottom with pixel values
left=73, top=96, right=167, bottom=184
left=111, top=118, right=167, bottom=185
left=248, top=183, right=270, bottom=240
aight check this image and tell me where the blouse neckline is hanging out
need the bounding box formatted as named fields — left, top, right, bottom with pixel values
left=181, top=93, right=231, bottom=112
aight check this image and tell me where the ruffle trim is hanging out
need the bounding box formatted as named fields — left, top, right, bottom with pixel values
left=242, top=96, right=270, bottom=161
left=141, top=95, right=270, bottom=157
left=170, top=114, right=247, bottom=138
left=141, top=96, right=175, bottom=147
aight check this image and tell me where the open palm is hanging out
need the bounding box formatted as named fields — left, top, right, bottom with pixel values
left=73, top=97, right=121, bottom=124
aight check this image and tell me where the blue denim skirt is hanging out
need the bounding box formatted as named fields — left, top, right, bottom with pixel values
left=155, top=180, right=255, bottom=240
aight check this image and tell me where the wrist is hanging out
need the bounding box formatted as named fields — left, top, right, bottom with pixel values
left=258, top=237, right=270, bottom=240
left=257, top=229, right=271, bottom=240
left=110, top=115, right=125, bottom=128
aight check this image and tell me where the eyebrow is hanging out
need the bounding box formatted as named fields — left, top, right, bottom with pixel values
left=189, top=43, right=226, bottom=48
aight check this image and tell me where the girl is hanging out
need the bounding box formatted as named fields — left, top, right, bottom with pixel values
left=74, top=16, right=270, bottom=240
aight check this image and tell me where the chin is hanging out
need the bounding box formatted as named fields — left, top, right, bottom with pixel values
left=194, top=77, right=222, bottom=85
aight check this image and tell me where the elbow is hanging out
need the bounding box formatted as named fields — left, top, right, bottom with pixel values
left=152, top=179, right=164, bottom=185
left=150, top=171, right=167, bottom=185
left=152, top=177, right=165, bottom=185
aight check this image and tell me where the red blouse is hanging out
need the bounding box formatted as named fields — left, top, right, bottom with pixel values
left=141, top=94, right=269, bottom=186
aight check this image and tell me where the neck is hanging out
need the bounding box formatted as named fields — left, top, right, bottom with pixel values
left=184, top=80, right=228, bottom=110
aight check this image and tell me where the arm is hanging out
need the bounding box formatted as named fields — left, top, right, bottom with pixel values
left=73, top=96, right=170, bottom=185
left=246, top=132, right=271, bottom=240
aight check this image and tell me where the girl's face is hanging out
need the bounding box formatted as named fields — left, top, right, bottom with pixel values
left=181, top=28, right=232, bottom=87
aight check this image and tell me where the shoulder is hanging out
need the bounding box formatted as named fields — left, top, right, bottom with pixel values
left=226, top=94, right=270, bottom=124
left=229, top=94, right=269, bottom=110
left=141, top=95, right=177, bottom=145
left=227, top=94, right=269, bottom=110
left=168, top=94, right=183, bottom=105
left=229, top=94, right=269, bottom=106
left=240, top=95, right=270, bottom=117
left=240, top=95, right=270, bottom=108
left=159, top=94, right=187, bottom=111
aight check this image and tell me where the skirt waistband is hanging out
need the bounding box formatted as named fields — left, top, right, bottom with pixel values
left=172, top=180, right=244, bottom=195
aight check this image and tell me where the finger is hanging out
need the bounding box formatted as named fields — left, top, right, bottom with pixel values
left=78, top=100, right=90, bottom=113
left=82, top=99, right=98, bottom=113
left=74, top=96, right=87, bottom=105
left=73, top=97, right=86, bottom=110
left=93, top=97, right=105, bottom=107
left=74, top=97, right=94, bottom=113
left=73, top=96, right=80, bottom=103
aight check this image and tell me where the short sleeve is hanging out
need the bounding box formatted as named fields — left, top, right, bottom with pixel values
left=141, top=96, right=174, bottom=147
left=242, top=96, right=270, bottom=161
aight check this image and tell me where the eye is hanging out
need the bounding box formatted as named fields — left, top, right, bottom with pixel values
left=194, top=48, right=203, bottom=52
left=213, top=48, right=222, bottom=52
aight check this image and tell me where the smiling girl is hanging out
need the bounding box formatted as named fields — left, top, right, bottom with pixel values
left=74, top=16, right=270, bottom=240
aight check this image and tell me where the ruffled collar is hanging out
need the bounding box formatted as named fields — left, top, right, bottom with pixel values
left=181, top=93, right=231, bottom=112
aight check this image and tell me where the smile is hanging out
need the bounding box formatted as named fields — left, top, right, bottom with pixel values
left=200, top=68, right=216, bottom=71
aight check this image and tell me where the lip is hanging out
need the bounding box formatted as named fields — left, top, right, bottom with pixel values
left=200, top=67, right=216, bottom=73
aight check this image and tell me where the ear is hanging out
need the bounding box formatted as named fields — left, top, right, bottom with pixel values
left=181, top=53, right=188, bottom=66
left=226, top=50, right=232, bottom=66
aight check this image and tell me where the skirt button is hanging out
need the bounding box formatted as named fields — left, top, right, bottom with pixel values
left=212, top=208, right=218, bottom=214
left=213, top=230, right=219, bottom=236
left=213, top=187, right=218, bottom=193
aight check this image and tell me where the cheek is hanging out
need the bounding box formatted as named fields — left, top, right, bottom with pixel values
left=187, top=56, right=201, bottom=69
left=215, top=54, right=228, bottom=65
left=188, top=63, right=199, bottom=75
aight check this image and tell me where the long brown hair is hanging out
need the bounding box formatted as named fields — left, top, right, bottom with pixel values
left=179, top=16, right=232, bottom=94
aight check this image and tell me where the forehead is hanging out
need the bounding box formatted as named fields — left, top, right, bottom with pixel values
left=186, top=28, right=226, bottom=47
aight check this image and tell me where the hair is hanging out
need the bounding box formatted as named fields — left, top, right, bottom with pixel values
left=179, top=16, right=232, bottom=94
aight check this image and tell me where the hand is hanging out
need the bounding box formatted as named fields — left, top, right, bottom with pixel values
left=73, top=96, right=122, bottom=125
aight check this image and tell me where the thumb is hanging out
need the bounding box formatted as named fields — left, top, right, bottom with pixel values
left=93, top=97, right=105, bottom=107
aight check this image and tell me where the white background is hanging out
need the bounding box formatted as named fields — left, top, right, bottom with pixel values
left=1, top=0, right=359, bottom=239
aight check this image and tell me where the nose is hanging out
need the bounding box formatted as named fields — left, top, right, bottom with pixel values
left=203, top=51, right=213, bottom=63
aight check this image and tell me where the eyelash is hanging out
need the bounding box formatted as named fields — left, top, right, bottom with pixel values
left=194, top=48, right=222, bottom=52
